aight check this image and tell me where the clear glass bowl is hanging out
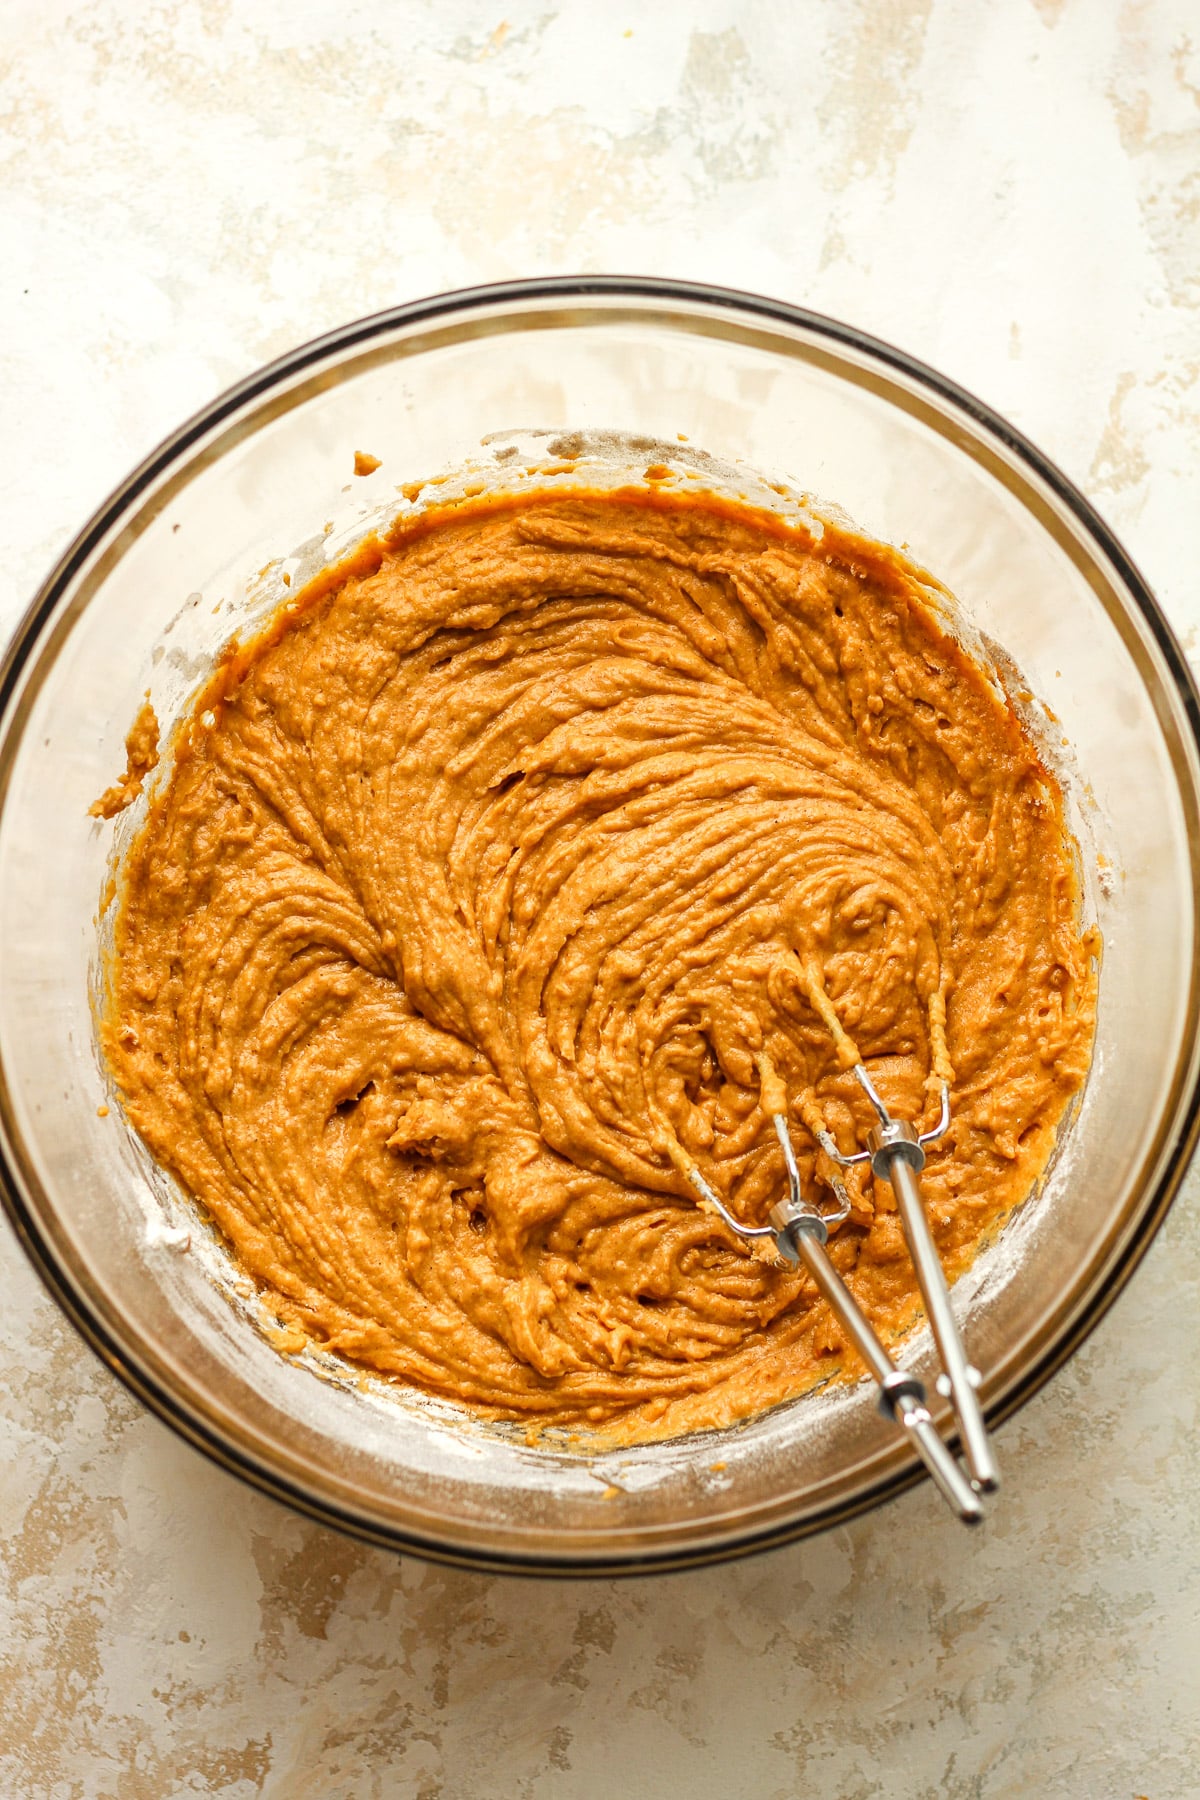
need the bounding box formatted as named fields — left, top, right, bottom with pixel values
left=2, top=278, right=1198, bottom=1576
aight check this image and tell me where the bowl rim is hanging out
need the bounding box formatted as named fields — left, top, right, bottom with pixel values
left=3, top=273, right=1199, bottom=1577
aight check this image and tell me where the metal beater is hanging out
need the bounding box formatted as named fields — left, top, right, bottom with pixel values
left=814, top=1062, right=999, bottom=1498
left=674, top=1029, right=997, bottom=1525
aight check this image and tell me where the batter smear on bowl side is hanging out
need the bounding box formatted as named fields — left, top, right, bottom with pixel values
left=100, top=489, right=1096, bottom=1441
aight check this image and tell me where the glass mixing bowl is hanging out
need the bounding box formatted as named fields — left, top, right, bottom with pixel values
left=2, top=278, right=1198, bottom=1576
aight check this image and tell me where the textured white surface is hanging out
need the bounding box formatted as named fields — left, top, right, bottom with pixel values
left=2, top=2, right=1199, bottom=1795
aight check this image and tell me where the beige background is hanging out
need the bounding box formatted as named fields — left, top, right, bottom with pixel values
left=3, top=2, right=1199, bottom=1795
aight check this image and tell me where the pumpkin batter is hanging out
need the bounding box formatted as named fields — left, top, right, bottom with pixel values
left=101, top=489, right=1095, bottom=1440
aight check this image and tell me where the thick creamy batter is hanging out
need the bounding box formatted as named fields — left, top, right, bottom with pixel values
left=102, top=490, right=1095, bottom=1440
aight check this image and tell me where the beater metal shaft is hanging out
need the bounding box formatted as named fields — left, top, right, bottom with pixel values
left=682, top=1105, right=985, bottom=1525
left=819, top=1063, right=1000, bottom=1494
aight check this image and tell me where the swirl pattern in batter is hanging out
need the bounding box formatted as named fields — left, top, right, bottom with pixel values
left=103, top=490, right=1095, bottom=1440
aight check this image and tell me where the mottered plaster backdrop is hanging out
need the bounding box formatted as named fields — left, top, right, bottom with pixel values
left=2, top=3, right=1198, bottom=1795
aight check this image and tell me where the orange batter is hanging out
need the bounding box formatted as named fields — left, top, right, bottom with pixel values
left=99, top=490, right=1095, bottom=1440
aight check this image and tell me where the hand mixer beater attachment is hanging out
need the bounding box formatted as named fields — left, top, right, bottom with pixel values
left=813, top=1060, right=999, bottom=1499
left=671, top=970, right=998, bottom=1526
